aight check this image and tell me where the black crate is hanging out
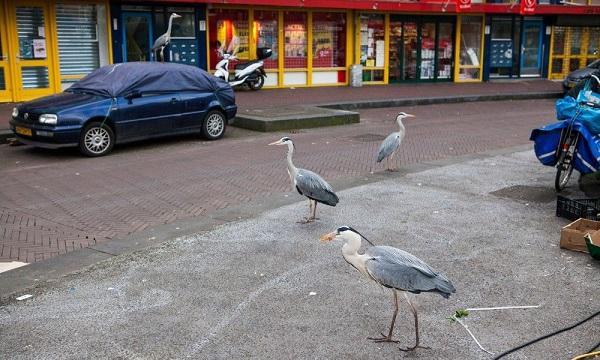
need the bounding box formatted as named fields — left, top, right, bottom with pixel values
left=556, top=195, right=600, bottom=221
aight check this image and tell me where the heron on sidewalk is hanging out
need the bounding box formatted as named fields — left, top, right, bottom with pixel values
left=377, top=112, right=413, bottom=171
left=269, top=137, right=339, bottom=223
left=320, top=226, right=455, bottom=350
left=152, top=13, right=182, bottom=62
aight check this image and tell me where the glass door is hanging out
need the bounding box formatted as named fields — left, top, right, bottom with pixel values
left=0, top=3, right=12, bottom=102
left=9, top=1, right=54, bottom=101
left=437, top=22, right=454, bottom=80
left=402, top=22, right=418, bottom=81
left=420, top=22, right=436, bottom=80
left=122, top=12, right=153, bottom=62
left=520, top=20, right=543, bottom=76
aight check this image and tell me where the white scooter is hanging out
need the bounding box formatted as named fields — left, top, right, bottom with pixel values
left=214, top=48, right=271, bottom=90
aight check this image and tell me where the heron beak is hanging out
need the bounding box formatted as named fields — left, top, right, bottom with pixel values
left=405, top=114, right=415, bottom=117
left=320, top=232, right=336, bottom=243
left=268, top=140, right=283, bottom=146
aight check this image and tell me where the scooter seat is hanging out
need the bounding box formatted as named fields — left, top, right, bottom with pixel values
left=234, top=60, right=261, bottom=71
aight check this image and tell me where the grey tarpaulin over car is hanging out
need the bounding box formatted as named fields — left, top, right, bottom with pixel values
left=67, top=62, right=235, bottom=104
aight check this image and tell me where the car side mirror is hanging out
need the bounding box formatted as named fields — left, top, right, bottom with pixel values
left=124, top=90, right=141, bottom=102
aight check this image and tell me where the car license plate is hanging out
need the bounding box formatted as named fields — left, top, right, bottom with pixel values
left=15, top=126, right=32, bottom=136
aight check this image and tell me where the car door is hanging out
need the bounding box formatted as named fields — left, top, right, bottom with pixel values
left=174, top=92, right=214, bottom=131
left=115, top=92, right=182, bottom=140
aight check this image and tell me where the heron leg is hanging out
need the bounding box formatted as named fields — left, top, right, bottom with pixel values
left=368, top=289, right=400, bottom=343
left=399, top=292, right=430, bottom=352
left=160, top=47, right=165, bottom=63
left=297, top=199, right=314, bottom=224
left=389, top=152, right=397, bottom=172
left=311, top=201, right=318, bottom=221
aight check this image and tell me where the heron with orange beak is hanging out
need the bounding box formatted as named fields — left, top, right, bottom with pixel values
left=320, top=226, right=455, bottom=350
left=268, top=137, right=339, bottom=223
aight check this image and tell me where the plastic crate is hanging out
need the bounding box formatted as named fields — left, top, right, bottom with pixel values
left=556, top=195, right=600, bottom=221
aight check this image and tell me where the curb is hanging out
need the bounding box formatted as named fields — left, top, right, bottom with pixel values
left=319, top=91, right=563, bottom=110
left=0, top=144, right=531, bottom=302
left=0, top=129, right=13, bottom=144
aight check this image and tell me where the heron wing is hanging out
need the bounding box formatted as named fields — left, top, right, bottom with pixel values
left=376, top=132, right=402, bottom=163
left=295, top=169, right=339, bottom=206
left=365, top=246, right=455, bottom=297
left=151, top=34, right=168, bottom=50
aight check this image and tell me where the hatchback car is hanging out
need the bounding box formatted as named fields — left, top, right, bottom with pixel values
left=10, top=62, right=237, bottom=156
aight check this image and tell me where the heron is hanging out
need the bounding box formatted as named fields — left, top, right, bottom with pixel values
left=151, top=13, right=182, bottom=62
left=376, top=112, right=414, bottom=171
left=320, top=226, right=455, bottom=350
left=269, top=137, right=339, bottom=223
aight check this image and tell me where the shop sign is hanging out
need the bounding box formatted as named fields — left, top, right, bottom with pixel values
left=520, top=0, right=536, bottom=14
left=455, top=0, right=472, bottom=11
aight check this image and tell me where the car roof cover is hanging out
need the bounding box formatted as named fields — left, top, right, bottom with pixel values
left=68, top=62, right=234, bottom=102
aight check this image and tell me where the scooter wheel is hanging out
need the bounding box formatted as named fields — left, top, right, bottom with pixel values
left=249, top=74, right=264, bottom=91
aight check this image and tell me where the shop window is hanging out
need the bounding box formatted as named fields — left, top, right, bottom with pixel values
left=551, top=58, right=563, bottom=75
left=312, top=12, right=346, bottom=68
left=437, top=22, right=453, bottom=80
left=16, top=7, right=46, bottom=60
left=0, top=69, right=5, bottom=90
left=284, top=12, right=307, bottom=68
left=208, top=9, right=249, bottom=69
left=56, top=4, right=109, bottom=89
left=552, top=27, right=565, bottom=56
left=457, top=16, right=483, bottom=81
left=254, top=10, right=278, bottom=70
left=359, top=14, right=385, bottom=82
left=588, top=29, right=599, bottom=56
left=168, top=7, right=195, bottom=38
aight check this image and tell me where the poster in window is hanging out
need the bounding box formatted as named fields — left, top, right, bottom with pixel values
left=375, top=40, right=385, bottom=67
left=33, top=39, right=46, bottom=59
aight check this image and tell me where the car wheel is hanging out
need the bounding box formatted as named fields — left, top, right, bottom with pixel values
left=202, top=110, right=226, bottom=140
left=79, top=122, right=115, bottom=157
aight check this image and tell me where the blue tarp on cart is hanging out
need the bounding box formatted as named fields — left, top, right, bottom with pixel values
left=530, top=121, right=600, bottom=174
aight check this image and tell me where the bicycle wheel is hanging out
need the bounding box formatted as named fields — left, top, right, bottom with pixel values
left=555, top=160, right=574, bottom=192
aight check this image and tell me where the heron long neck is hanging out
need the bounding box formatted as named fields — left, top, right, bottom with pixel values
left=166, top=15, right=175, bottom=37
left=396, top=116, right=405, bottom=134
left=342, top=234, right=370, bottom=277
left=286, top=142, right=298, bottom=185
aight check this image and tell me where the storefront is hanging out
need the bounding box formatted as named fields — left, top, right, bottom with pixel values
left=111, top=3, right=206, bottom=69
left=388, top=15, right=455, bottom=82
left=207, top=7, right=352, bottom=88
left=0, top=0, right=111, bottom=102
left=548, top=16, right=599, bottom=80
left=484, top=16, right=550, bottom=79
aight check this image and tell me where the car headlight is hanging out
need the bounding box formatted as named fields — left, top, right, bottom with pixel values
left=39, top=114, right=58, bottom=125
left=12, top=107, right=18, bottom=118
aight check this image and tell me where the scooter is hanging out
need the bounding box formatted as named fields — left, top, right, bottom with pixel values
left=214, top=48, right=272, bottom=90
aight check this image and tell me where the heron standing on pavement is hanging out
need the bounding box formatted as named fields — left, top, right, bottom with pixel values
left=269, top=137, right=339, bottom=223
left=320, top=226, right=455, bottom=350
left=151, top=13, right=182, bottom=62
left=377, top=112, right=413, bottom=171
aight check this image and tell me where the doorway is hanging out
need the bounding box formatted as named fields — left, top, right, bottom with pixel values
left=8, top=1, right=54, bottom=102
left=389, top=16, right=454, bottom=82
left=520, top=20, right=543, bottom=76
left=122, top=12, right=154, bottom=62
left=0, top=3, right=11, bottom=102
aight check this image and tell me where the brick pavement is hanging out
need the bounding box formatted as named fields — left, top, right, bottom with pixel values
left=0, top=99, right=555, bottom=263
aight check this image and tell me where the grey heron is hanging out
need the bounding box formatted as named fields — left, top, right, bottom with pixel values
left=269, top=137, right=339, bottom=223
left=151, top=13, right=182, bottom=62
left=376, top=112, right=414, bottom=171
left=320, top=226, right=455, bottom=350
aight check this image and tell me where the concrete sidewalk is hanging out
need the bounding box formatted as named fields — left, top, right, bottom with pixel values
left=1, top=149, right=597, bottom=359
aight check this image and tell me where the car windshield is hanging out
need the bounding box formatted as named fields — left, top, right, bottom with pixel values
left=65, top=88, right=107, bottom=97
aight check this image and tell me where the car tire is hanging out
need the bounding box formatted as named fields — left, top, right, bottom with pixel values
left=202, top=110, right=226, bottom=140
left=79, top=121, right=115, bottom=157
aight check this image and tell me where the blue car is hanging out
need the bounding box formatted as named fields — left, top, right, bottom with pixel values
left=10, top=62, right=237, bottom=156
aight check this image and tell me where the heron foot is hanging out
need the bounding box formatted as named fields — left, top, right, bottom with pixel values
left=297, top=218, right=315, bottom=224
left=399, top=344, right=430, bottom=352
left=367, top=333, right=399, bottom=343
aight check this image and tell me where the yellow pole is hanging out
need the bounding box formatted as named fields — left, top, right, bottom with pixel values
left=307, top=10, right=312, bottom=86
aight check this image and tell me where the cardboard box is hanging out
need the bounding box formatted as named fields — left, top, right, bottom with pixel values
left=560, top=218, right=600, bottom=253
